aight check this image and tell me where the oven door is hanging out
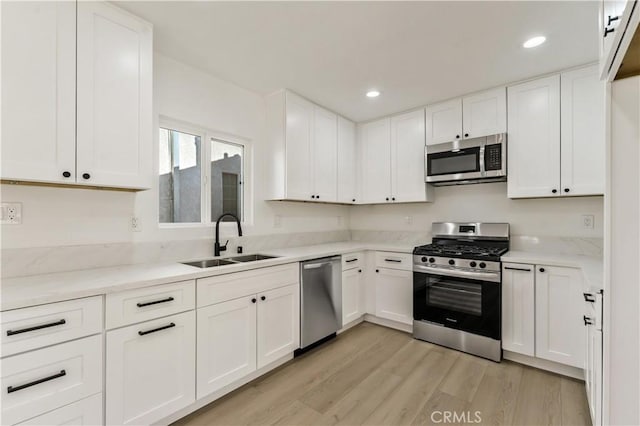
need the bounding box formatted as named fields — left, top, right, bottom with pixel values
left=426, top=140, right=483, bottom=183
left=413, top=271, right=500, bottom=340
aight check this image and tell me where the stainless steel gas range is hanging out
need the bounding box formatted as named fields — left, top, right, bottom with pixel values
left=412, top=222, right=509, bottom=362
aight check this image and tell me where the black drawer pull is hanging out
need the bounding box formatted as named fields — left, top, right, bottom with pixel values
left=504, top=266, right=531, bottom=272
left=583, top=316, right=594, bottom=326
left=138, top=322, right=175, bottom=336
left=346, top=258, right=358, bottom=263
left=384, top=259, right=402, bottom=263
left=7, top=370, right=66, bottom=393
left=136, top=297, right=174, bottom=308
left=583, top=293, right=596, bottom=303
left=7, top=319, right=66, bottom=336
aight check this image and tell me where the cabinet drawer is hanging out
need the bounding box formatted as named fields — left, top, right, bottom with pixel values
left=105, top=280, right=195, bottom=329
left=1, top=335, right=102, bottom=426
left=18, top=393, right=102, bottom=426
left=342, top=252, right=364, bottom=271
left=197, top=264, right=299, bottom=308
left=374, top=252, right=412, bottom=271
left=1, top=297, right=102, bottom=358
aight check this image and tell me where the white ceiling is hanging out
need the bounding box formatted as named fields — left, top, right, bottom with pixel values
left=117, top=1, right=599, bottom=122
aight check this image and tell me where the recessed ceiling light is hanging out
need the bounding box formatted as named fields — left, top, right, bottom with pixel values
left=523, top=36, right=546, bottom=49
left=366, top=90, right=380, bottom=98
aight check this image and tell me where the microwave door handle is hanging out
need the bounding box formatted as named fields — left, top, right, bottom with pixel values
left=479, top=144, right=486, bottom=175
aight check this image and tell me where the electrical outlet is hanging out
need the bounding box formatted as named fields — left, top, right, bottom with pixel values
left=405, top=216, right=413, bottom=225
left=582, top=214, right=594, bottom=229
left=131, top=216, right=142, bottom=232
left=1, top=202, right=22, bottom=224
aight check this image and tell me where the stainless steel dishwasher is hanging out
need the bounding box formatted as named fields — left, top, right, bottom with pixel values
left=299, top=256, right=342, bottom=352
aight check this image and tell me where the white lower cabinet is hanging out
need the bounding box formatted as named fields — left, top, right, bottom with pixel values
left=501, top=263, right=535, bottom=356
left=342, top=267, right=364, bottom=325
left=106, top=311, right=195, bottom=425
left=374, top=267, right=413, bottom=325
left=257, top=285, right=300, bottom=369
left=197, top=296, right=257, bottom=398
left=18, top=393, right=102, bottom=426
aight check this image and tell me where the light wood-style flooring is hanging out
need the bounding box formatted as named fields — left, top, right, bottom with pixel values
left=174, top=323, right=591, bottom=426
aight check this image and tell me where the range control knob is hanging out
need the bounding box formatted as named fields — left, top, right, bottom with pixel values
left=429, top=257, right=435, bottom=263
left=448, top=259, right=455, bottom=266
left=469, top=261, right=477, bottom=268
left=421, top=256, right=428, bottom=263
left=479, top=262, right=486, bottom=269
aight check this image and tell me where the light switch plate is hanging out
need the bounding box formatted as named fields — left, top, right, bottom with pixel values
left=1, top=202, right=22, bottom=224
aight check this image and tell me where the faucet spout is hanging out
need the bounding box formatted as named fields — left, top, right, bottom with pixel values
left=214, top=213, right=242, bottom=256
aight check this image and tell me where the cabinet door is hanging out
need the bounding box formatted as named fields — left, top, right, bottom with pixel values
left=425, top=98, right=462, bottom=145
left=257, top=284, right=300, bottom=369
left=360, top=119, right=392, bottom=203
left=462, top=87, right=507, bottom=139
left=337, top=117, right=357, bottom=204
left=76, top=2, right=152, bottom=189
left=313, top=107, right=338, bottom=202
left=18, top=393, right=103, bottom=426
left=501, top=263, right=535, bottom=356
left=342, top=268, right=364, bottom=325
left=391, top=109, right=428, bottom=203
left=374, top=268, right=413, bottom=325
left=284, top=92, right=314, bottom=200
left=507, top=75, right=561, bottom=198
left=106, top=311, right=195, bottom=425
left=197, top=297, right=256, bottom=398
left=561, top=65, right=605, bottom=196
left=535, top=265, right=585, bottom=368
left=1, top=1, right=76, bottom=184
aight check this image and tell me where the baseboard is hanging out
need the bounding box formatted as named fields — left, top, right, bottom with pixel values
left=364, top=314, right=413, bottom=333
left=503, top=350, right=585, bottom=380
left=156, top=353, right=294, bottom=425
left=338, top=316, right=364, bottom=334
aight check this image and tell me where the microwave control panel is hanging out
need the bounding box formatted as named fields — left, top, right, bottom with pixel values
left=485, top=144, right=502, bottom=171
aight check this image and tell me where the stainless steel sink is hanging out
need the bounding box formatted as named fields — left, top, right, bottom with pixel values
left=226, top=254, right=278, bottom=263
left=181, top=259, right=237, bottom=268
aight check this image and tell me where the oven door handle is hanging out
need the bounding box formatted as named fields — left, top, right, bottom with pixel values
left=414, top=264, right=500, bottom=282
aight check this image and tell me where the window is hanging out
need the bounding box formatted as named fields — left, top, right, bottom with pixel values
left=158, top=121, right=247, bottom=225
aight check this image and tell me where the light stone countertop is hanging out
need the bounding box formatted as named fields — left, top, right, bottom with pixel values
left=0, top=242, right=414, bottom=311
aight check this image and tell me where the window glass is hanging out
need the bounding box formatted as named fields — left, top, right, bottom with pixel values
left=211, top=139, right=243, bottom=222
left=159, top=128, right=202, bottom=223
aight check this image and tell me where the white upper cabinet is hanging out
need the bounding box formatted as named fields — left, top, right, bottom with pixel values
left=1, top=1, right=76, bottom=184
left=426, top=98, right=463, bottom=145
left=390, top=109, right=429, bottom=203
left=462, top=87, right=507, bottom=139
left=560, top=65, right=605, bottom=196
left=599, top=0, right=636, bottom=79
left=359, top=118, right=392, bottom=203
left=337, top=117, right=357, bottom=204
left=508, top=67, right=605, bottom=198
left=507, top=75, right=561, bottom=198
left=76, top=2, right=153, bottom=189
left=1, top=1, right=153, bottom=190
left=266, top=91, right=339, bottom=202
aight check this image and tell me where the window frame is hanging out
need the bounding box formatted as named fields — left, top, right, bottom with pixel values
left=158, top=117, right=251, bottom=229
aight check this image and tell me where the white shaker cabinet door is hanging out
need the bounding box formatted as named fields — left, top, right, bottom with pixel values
left=106, top=311, right=195, bottom=425
left=501, top=263, right=535, bottom=356
left=257, top=284, right=300, bottom=369
left=374, top=268, right=413, bottom=325
left=76, top=1, right=153, bottom=189
left=1, top=1, right=76, bottom=184
left=342, top=267, right=364, bottom=325
left=312, top=106, right=338, bottom=202
left=360, top=118, right=392, bottom=204
left=462, top=87, right=507, bottom=139
left=391, top=109, right=429, bottom=203
left=197, top=297, right=257, bottom=398
left=425, top=98, right=462, bottom=145
left=560, top=65, right=605, bottom=196
left=337, top=117, right=357, bottom=204
left=284, top=92, right=314, bottom=201
left=507, top=75, right=561, bottom=198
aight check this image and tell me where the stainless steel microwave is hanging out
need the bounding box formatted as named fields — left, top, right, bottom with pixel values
left=425, top=133, right=507, bottom=186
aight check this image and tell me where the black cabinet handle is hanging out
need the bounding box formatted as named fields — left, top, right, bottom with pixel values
left=346, top=258, right=358, bottom=263
left=138, top=322, right=175, bottom=336
left=136, top=297, right=174, bottom=308
left=583, top=315, right=594, bottom=326
left=391, top=197, right=396, bottom=201
left=455, top=135, right=460, bottom=139
left=251, top=298, right=257, bottom=303
left=82, top=173, right=90, bottom=180
left=375, top=269, right=379, bottom=273
left=539, top=267, right=545, bottom=272
left=564, top=188, right=570, bottom=193
left=604, top=27, right=614, bottom=37
left=385, top=258, right=402, bottom=263
left=552, top=189, right=558, bottom=194
left=583, top=293, right=596, bottom=303
left=608, top=15, right=619, bottom=26
left=7, top=319, right=66, bottom=336
left=352, top=199, right=356, bottom=202
left=464, top=133, right=469, bottom=138
left=316, top=195, right=320, bottom=199
left=504, top=266, right=532, bottom=272
left=311, top=195, right=315, bottom=199
left=385, top=197, right=389, bottom=201
left=261, top=296, right=266, bottom=301
left=62, top=171, right=71, bottom=178
left=358, top=269, right=362, bottom=273
left=8, top=370, right=67, bottom=394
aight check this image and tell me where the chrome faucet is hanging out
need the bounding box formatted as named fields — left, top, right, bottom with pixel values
left=214, top=213, right=242, bottom=257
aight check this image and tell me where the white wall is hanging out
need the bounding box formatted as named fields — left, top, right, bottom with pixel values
left=350, top=182, right=604, bottom=238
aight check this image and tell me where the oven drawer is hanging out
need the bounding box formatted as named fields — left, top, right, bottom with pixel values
left=1, top=335, right=102, bottom=426
left=375, top=252, right=412, bottom=271
left=1, top=297, right=103, bottom=358
left=342, top=252, right=364, bottom=271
